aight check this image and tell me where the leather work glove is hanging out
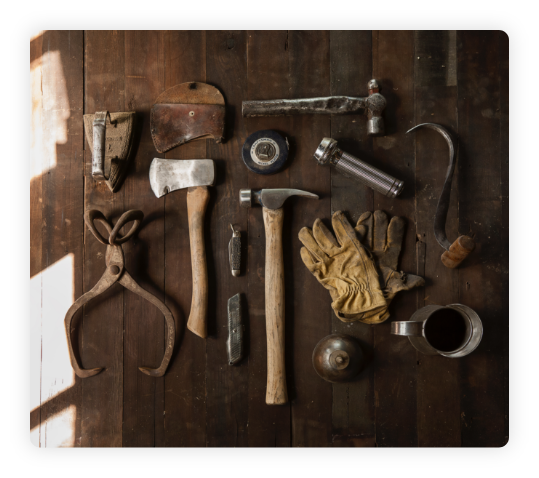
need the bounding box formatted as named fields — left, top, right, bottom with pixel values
left=352, top=210, right=425, bottom=323
left=299, top=211, right=387, bottom=321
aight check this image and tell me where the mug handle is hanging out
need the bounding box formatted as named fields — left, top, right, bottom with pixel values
left=391, top=321, right=423, bottom=336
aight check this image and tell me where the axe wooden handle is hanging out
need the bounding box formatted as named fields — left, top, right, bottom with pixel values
left=441, top=235, right=475, bottom=269
left=186, top=186, right=210, bottom=338
left=263, top=207, right=288, bottom=405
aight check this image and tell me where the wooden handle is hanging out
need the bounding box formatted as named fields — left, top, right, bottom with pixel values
left=263, top=207, right=288, bottom=405
left=441, top=235, right=475, bottom=269
left=186, top=186, right=210, bottom=338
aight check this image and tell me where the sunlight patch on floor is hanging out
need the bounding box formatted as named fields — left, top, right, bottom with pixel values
left=31, top=49, right=69, bottom=180
left=30, top=253, right=76, bottom=447
left=41, top=404, right=77, bottom=448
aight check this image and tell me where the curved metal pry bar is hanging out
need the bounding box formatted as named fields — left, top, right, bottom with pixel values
left=406, top=123, right=475, bottom=268
left=64, top=210, right=175, bottom=378
left=407, top=123, right=455, bottom=251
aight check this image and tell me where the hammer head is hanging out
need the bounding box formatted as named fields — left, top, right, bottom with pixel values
left=149, top=159, right=215, bottom=198
left=365, top=79, right=386, bottom=136
left=240, top=188, right=318, bottom=210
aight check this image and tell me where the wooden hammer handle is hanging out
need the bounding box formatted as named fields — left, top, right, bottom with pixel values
left=186, top=186, right=210, bottom=338
left=441, top=235, right=475, bottom=269
left=263, top=207, right=288, bottom=405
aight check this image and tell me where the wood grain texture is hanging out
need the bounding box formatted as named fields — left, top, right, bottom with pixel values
left=414, top=30, right=461, bottom=448
left=81, top=30, right=126, bottom=447
left=457, top=30, right=508, bottom=447
left=31, top=30, right=508, bottom=448
left=30, top=32, right=44, bottom=446
left=161, top=30, right=207, bottom=448
left=245, top=30, right=291, bottom=446
left=498, top=30, right=509, bottom=444
left=32, top=30, right=85, bottom=448
left=205, top=30, right=249, bottom=447
left=186, top=186, right=210, bottom=338
left=263, top=207, right=287, bottom=405
left=329, top=30, right=375, bottom=445
left=287, top=30, right=332, bottom=447
left=122, top=30, right=165, bottom=447
left=372, top=30, right=418, bottom=447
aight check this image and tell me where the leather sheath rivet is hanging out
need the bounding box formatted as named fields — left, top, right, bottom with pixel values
left=109, top=265, right=120, bottom=275
left=189, top=111, right=195, bottom=116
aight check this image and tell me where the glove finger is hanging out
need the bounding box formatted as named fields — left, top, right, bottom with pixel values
left=404, top=273, right=425, bottom=290
left=387, top=216, right=405, bottom=251
left=300, top=247, right=320, bottom=272
left=355, top=224, right=367, bottom=242
left=373, top=210, right=389, bottom=252
left=332, top=211, right=359, bottom=248
left=313, top=219, right=341, bottom=257
left=298, top=227, right=328, bottom=262
left=356, top=211, right=373, bottom=249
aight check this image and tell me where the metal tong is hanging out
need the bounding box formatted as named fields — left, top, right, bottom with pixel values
left=64, top=209, right=175, bottom=378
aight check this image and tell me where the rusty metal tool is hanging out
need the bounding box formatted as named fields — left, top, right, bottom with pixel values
left=407, top=123, right=475, bottom=268
left=151, top=82, right=225, bottom=153
left=149, top=158, right=214, bottom=338
left=227, top=293, right=244, bottom=365
left=64, top=209, right=175, bottom=378
left=83, top=110, right=137, bottom=192
left=229, top=224, right=241, bottom=277
left=240, top=188, right=319, bottom=404
left=313, top=137, right=404, bottom=198
left=243, top=79, right=386, bottom=136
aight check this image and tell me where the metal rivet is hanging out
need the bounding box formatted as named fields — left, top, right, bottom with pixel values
left=110, top=265, right=120, bottom=275
left=189, top=111, right=195, bottom=117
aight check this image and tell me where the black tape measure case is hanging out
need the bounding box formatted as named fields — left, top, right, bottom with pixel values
left=242, top=130, right=289, bottom=175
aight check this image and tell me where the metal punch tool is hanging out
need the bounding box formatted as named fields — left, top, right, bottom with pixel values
left=64, top=209, right=175, bottom=378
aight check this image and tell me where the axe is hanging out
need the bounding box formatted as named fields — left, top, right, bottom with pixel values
left=149, top=159, right=214, bottom=338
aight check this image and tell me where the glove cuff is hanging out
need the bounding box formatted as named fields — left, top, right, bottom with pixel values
left=330, top=285, right=387, bottom=318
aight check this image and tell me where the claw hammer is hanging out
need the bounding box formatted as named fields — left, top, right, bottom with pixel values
left=240, top=188, right=319, bottom=404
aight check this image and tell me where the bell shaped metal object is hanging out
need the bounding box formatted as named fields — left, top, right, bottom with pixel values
left=312, top=334, right=364, bottom=383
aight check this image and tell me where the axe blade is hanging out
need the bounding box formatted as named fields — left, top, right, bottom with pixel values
left=149, top=159, right=215, bottom=198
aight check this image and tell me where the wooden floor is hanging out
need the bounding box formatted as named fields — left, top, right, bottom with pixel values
left=30, top=31, right=508, bottom=447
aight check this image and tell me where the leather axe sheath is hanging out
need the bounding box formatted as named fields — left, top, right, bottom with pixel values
left=150, top=82, right=225, bottom=153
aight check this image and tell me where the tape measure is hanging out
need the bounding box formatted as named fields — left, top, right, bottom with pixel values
left=242, top=130, right=289, bottom=175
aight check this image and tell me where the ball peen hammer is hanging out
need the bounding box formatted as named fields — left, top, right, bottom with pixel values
left=240, top=188, right=319, bottom=404
left=242, top=79, right=387, bottom=136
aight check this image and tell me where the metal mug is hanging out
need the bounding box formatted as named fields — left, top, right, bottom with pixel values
left=391, top=304, right=483, bottom=358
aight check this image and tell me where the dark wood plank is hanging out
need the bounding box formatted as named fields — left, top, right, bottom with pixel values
left=413, top=30, right=461, bottom=447
left=457, top=30, right=508, bottom=447
left=161, top=30, right=207, bottom=448
left=81, top=30, right=125, bottom=447
left=30, top=29, right=510, bottom=449
left=372, top=30, right=418, bottom=447
left=287, top=30, right=333, bottom=447
left=245, top=30, right=291, bottom=447
left=30, top=31, right=44, bottom=446
left=205, top=30, right=250, bottom=447
left=329, top=30, right=375, bottom=444
left=499, top=30, right=509, bottom=443
left=161, top=30, right=207, bottom=447
left=34, top=30, right=85, bottom=447
left=122, top=30, right=165, bottom=447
